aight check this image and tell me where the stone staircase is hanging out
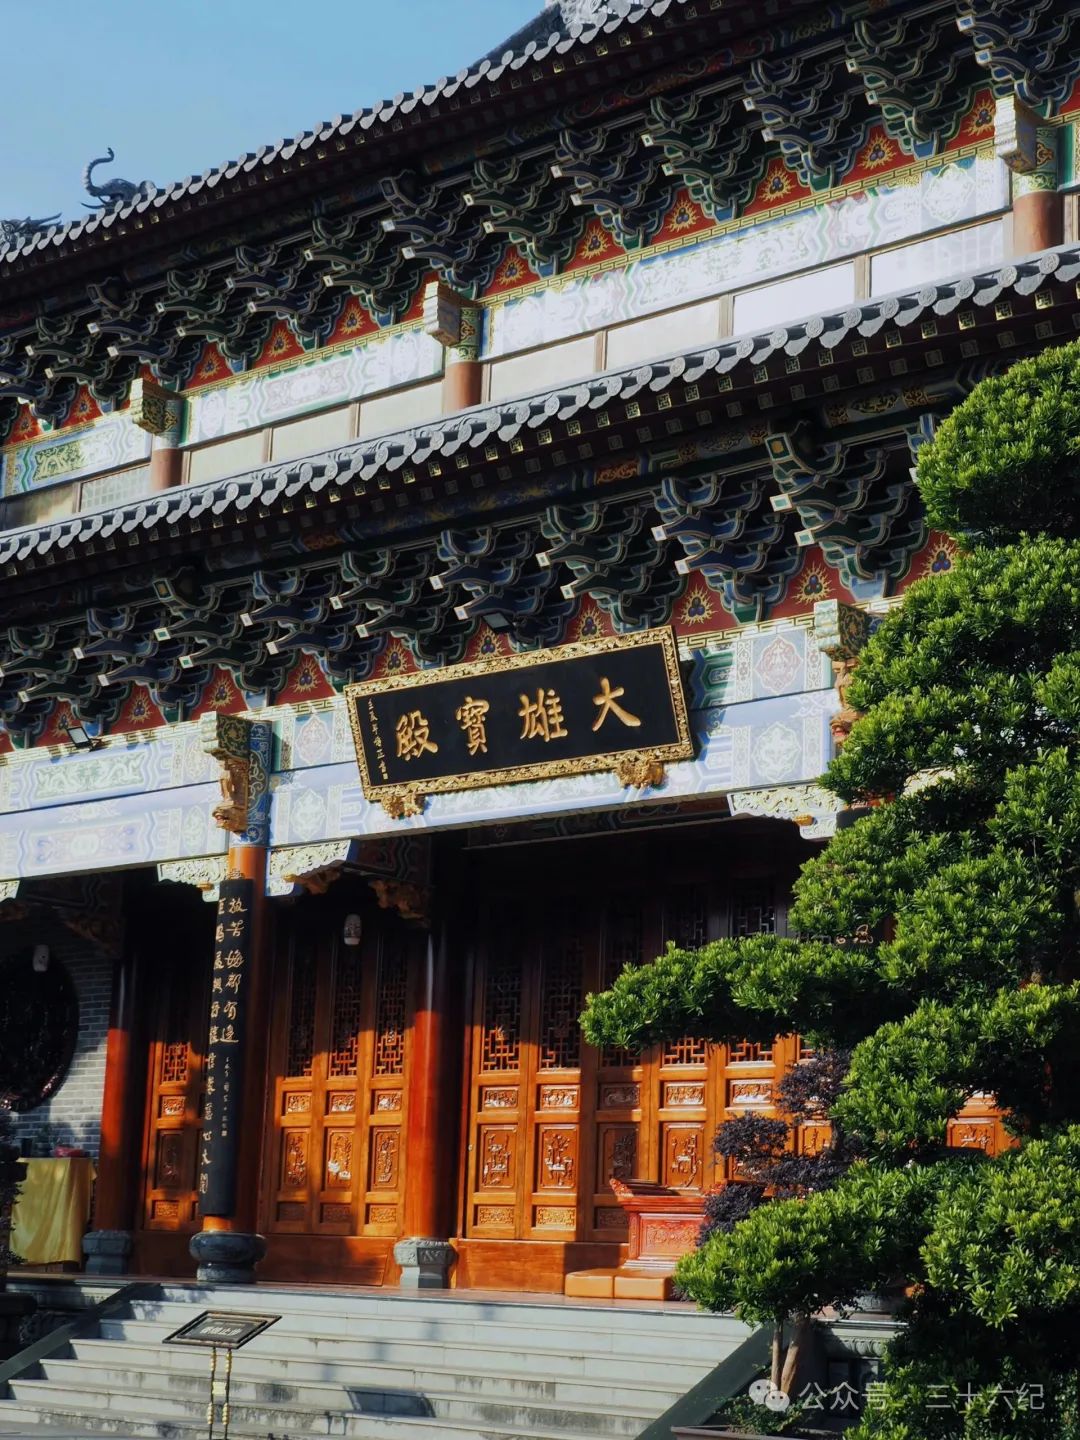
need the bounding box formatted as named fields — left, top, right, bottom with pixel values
left=0, top=1282, right=750, bottom=1438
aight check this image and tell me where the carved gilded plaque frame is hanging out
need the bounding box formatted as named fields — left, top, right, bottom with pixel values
left=345, top=628, right=693, bottom=817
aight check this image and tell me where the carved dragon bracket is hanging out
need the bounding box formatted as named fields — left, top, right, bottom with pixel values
left=199, top=711, right=256, bottom=834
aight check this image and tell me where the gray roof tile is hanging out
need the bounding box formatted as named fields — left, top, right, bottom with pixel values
left=3, top=244, right=1077, bottom=572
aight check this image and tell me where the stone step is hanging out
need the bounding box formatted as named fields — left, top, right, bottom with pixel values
left=97, top=1314, right=732, bottom=1369
left=8, top=1280, right=121, bottom=1308
left=7, top=1376, right=651, bottom=1439
left=0, top=1402, right=632, bottom=1440
left=112, top=1302, right=738, bottom=1358
left=142, top=1285, right=725, bottom=1338
left=0, top=1283, right=743, bottom=1436
left=64, top=1340, right=706, bottom=1398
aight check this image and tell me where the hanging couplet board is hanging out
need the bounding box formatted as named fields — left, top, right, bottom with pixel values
left=197, top=877, right=254, bottom=1217
left=345, top=628, right=693, bottom=808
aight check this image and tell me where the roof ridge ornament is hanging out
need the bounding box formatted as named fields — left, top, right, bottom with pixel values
left=0, top=215, right=61, bottom=250
left=82, top=148, right=155, bottom=212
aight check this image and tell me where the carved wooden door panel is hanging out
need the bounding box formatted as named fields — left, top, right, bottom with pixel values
left=526, top=915, right=589, bottom=1239
left=264, top=903, right=409, bottom=1239
left=466, top=904, right=537, bottom=1237
left=140, top=948, right=209, bottom=1232
left=716, top=882, right=792, bottom=1174
left=586, top=894, right=656, bottom=1241
left=653, top=884, right=718, bottom=1204
left=588, top=879, right=793, bottom=1234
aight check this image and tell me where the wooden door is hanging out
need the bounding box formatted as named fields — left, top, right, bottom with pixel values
left=464, top=839, right=796, bottom=1251
left=466, top=901, right=537, bottom=1236
left=263, top=897, right=410, bottom=1239
left=139, top=936, right=211, bottom=1233
left=586, top=891, right=659, bottom=1239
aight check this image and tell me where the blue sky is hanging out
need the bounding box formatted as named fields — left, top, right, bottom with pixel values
left=1, top=0, right=542, bottom=223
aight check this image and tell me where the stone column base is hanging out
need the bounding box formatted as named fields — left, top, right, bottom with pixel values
left=82, top=1229, right=134, bottom=1276
left=393, top=1238, right=455, bottom=1290
left=189, top=1230, right=266, bottom=1285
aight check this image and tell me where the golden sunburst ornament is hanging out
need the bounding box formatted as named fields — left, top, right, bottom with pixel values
left=667, top=198, right=703, bottom=233
left=968, top=95, right=995, bottom=137
left=494, top=249, right=528, bottom=287
left=210, top=677, right=236, bottom=708
left=340, top=302, right=367, bottom=334
left=922, top=540, right=959, bottom=578
left=859, top=132, right=897, bottom=170
left=679, top=588, right=714, bottom=625
left=581, top=222, right=611, bottom=258
left=796, top=564, right=831, bottom=605
left=760, top=162, right=794, bottom=203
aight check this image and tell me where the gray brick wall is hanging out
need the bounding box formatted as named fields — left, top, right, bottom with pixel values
left=3, top=922, right=114, bottom=1163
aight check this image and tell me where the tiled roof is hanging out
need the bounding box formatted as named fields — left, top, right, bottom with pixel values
left=2, top=244, right=1074, bottom=572
left=479, top=0, right=619, bottom=61
left=0, top=0, right=698, bottom=269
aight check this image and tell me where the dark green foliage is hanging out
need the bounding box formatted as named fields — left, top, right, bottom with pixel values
left=834, top=986, right=1080, bottom=1152
left=915, top=342, right=1080, bottom=545
left=579, top=347, right=1080, bottom=1436
left=677, top=1163, right=945, bottom=1327
left=845, top=1131, right=1080, bottom=1440
left=582, top=935, right=886, bottom=1053
left=718, top=1392, right=813, bottom=1436
left=702, top=1051, right=858, bottom=1242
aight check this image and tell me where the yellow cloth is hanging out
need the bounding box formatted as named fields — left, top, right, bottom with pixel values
left=10, top=1157, right=96, bottom=1265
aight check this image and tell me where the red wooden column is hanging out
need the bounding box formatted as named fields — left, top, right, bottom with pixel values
left=424, top=281, right=482, bottom=416
left=1014, top=187, right=1063, bottom=255
left=149, top=442, right=184, bottom=492
left=189, top=716, right=274, bottom=1285
left=997, top=97, right=1063, bottom=257
left=394, top=849, right=464, bottom=1287
left=129, top=377, right=185, bottom=492
left=82, top=939, right=141, bottom=1275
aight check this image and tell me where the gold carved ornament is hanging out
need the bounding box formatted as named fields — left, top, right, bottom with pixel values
left=369, top=879, right=431, bottom=927
left=615, top=753, right=666, bottom=789
left=199, top=713, right=253, bottom=835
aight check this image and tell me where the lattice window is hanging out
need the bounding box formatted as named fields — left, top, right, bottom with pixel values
left=328, top=948, right=364, bottom=1078
left=373, top=949, right=407, bottom=1077
left=727, top=886, right=777, bottom=1062
left=601, top=900, right=644, bottom=1069
left=160, top=978, right=189, bottom=1085
left=665, top=887, right=708, bottom=950
left=663, top=1033, right=708, bottom=1066
left=733, top=884, right=776, bottom=938
left=285, top=944, right=317, bottom=1079
left=663, top=888, right=708, bottom=1066
left=160, top=1042, right=188, bottom=1085
left=481, top=951, right=522, bottom=1073
left=728, top=1038, right=775, bottom=1064
left=796, top=1036, right=816, bottom=1062
left=538, top=937, right=584, bottom=1071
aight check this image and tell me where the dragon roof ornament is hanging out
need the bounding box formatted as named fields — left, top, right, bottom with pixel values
left=82, top=149, right=156, bottom=212
left=0, top=215, right=62, bottom=253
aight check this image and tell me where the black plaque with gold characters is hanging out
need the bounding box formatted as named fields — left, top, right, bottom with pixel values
left=197, top=877, right=254, bottom=1217
left=163, top=1310, right=280, bottom=1350
left=345, top=628, right=693, bottom=814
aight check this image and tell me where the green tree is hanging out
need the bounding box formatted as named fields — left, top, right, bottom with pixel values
left=581, top=343, right=1080, bottom=1436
